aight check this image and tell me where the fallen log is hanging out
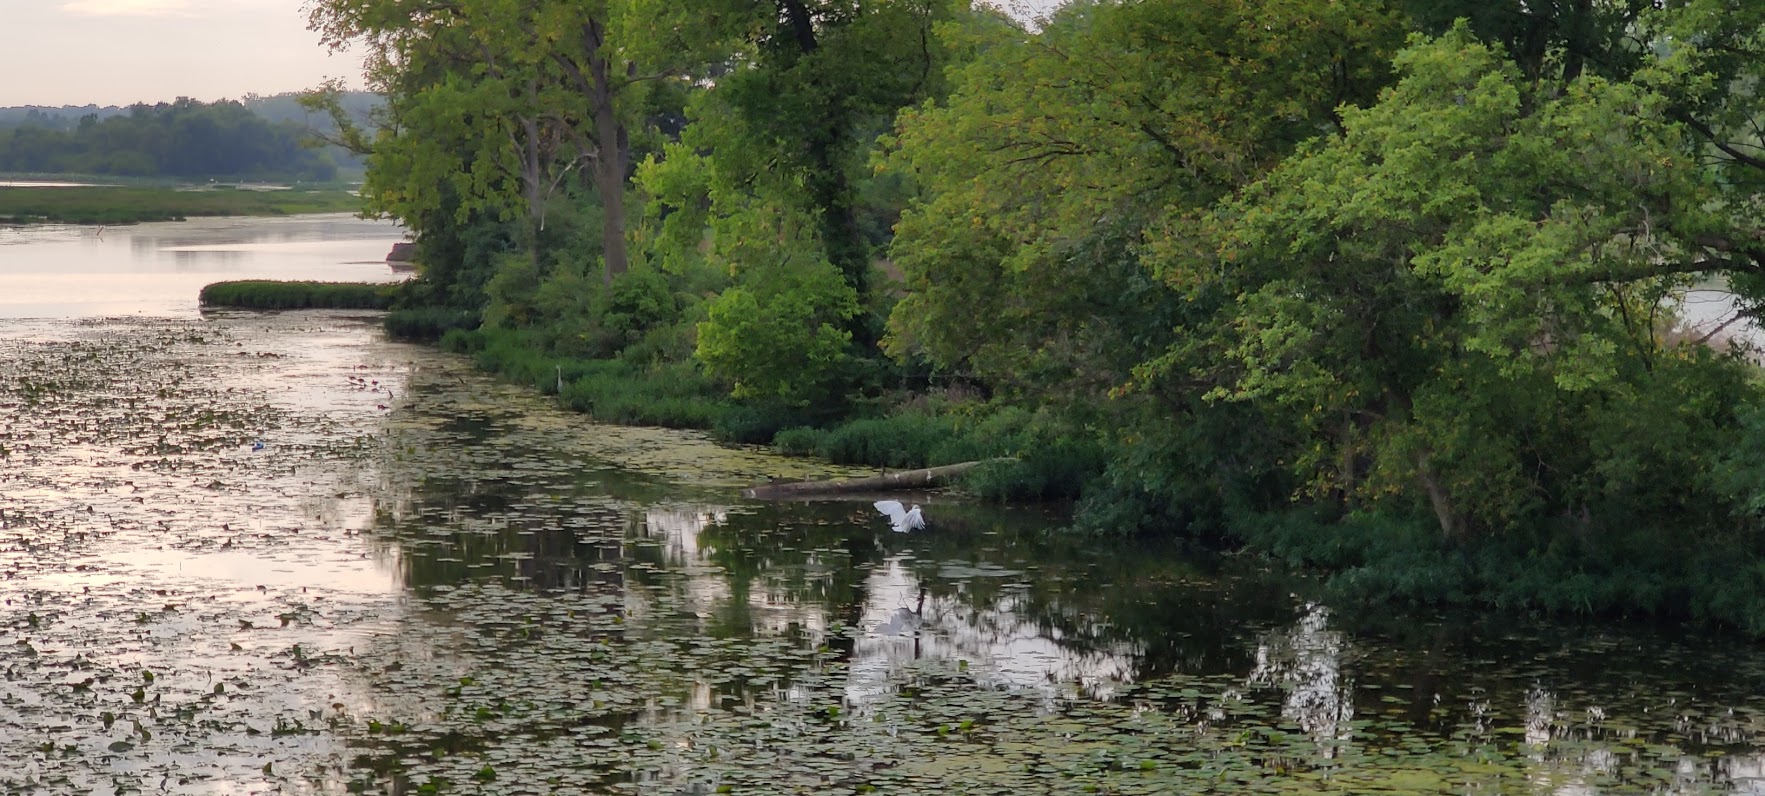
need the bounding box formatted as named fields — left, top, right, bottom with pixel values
left=742, top=459, right=1001, bottom=500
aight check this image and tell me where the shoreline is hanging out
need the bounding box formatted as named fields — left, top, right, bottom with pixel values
left=0, top=184, right=362, bottom=225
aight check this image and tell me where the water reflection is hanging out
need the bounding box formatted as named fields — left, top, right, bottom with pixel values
left=10, top=303, right=1765, bottom=792
left=1248, top=602, right=1353, bottom=749
left=850, top=555, right=1141, bottom=703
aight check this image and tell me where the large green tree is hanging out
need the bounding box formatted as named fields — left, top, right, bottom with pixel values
left=308, top=0, right=665, bottom=283
left=1163, top=26, right=1762, bottom=537
left=883, top=0, right=1405, bottom=399
left=632, top=0, right=975, bottom=402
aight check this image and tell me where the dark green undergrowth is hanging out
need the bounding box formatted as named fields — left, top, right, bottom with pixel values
left=436, top=325, right=1106, bottom=500
left=384, top=307, right=482, bottom=341
left=1216, top=507, right=1765, bottom=636
left=200, top=281, right=397, bottom=310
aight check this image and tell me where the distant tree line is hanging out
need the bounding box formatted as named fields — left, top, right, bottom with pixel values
left=0, top=105, right=130, bottom=131
left=0, top=97, right=355, bottom=180
left=0, top=92, right=382, bottom=133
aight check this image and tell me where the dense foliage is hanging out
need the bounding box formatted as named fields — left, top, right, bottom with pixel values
left=0, top=98, right=340, bottom=180
left=310, top=0, right=1765, bottom=629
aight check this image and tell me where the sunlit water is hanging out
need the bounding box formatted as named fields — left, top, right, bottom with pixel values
left=3, top=219, right=1765, bottom=794
left=0, top=214, right=405, bottom=318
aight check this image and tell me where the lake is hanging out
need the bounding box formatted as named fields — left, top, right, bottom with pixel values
left=3, top=216, right=1765, bottom=794
left=0, top=213, right=405, bottom=318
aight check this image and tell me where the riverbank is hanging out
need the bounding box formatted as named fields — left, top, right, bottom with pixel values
left=202, top=282, right=1094, bottom=500
left=0, top=184, right=360, bottom=224
left=198, top=280, right=1765, bottom=638
left=432, top=324, right=1765, bottom=637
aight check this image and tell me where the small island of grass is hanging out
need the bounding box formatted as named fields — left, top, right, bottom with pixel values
left=199, top=280, right=397, bottom=310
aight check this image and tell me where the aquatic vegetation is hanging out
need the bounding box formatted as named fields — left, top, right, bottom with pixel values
left=6, top=313, right=1765, bottom=794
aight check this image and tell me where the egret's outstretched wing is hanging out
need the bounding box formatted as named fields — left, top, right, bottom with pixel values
left=874, top=500, right=914, bottom=533
left=904, top=505, right=925, bottom=531
left=874, top=500, right=907, bottom=522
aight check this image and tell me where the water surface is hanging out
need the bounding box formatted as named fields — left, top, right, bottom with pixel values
left=0, top=213, right=403, bottom=318
left=3, top=219, right=1765, bottom=794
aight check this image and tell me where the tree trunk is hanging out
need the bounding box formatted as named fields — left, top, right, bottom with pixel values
left=741, top=459, right=1001, bottom=499
left=583, top=17, right=629, bottom=284
left=1415, top=452, right=1462, bottom=540
left=517, top=101, right=546, bottom=271
left=777, top=0, right=820, bottom=54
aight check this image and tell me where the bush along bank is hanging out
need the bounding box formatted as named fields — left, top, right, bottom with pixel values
left=435, top=322, right=1104, bottom=502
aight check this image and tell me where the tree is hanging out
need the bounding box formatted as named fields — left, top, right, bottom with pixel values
left=1163, top=26, right=1760, bottom=537
left=307, top=0, right=655, bottom=283
left=0, top=98, right=336, bottom=180
left=640, top=0, right=968, bottom=318
left=882, top=0, right=1405, bottom=397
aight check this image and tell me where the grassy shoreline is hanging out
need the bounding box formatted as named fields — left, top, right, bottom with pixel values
left=0, top=185, right=360, bottom=225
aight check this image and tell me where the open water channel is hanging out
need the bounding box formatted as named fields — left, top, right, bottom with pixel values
left=3, top=215, right=1765, bottom=794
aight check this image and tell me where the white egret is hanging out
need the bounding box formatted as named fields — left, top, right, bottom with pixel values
left=873, top=500, right=924, bottom=533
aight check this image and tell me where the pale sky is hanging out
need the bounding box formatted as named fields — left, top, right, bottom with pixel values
left=0, top=0, right=1065, bottom=109
left=0, top=0, right=360, bottom=107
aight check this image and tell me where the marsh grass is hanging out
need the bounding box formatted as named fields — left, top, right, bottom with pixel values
left=200, top=281, right=397, bottom=310
left=0, top=185, right=360, bottom=225
left=442, top=327, right=732, bottom=429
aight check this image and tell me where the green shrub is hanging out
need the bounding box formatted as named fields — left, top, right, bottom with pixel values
left=772, top=427, right=826, bottom=457
left=695, top=256, right=859, bottom=407
left=813, top=414, right=959, bottom=469
left=441, top=327, right=731, bottom=429
left=962, top=435, right=1108, bottom=502
left=439, top=327, right=484, bottom=354
left=558, top=360, right=728, bottom=429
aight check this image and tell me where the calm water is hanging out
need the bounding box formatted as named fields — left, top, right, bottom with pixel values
left=0, top=213, right=405, bottom=317
left=3, top=218, right=1765, bottom=794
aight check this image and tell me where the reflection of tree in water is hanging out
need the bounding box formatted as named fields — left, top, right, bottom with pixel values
left=684, top=500, right=880, bottom=643
left=627, top=505, right=838, bottom=641
left=846, top=555, right=1142, bottom=703
left=662, top=502, right=1152, bottom=699
left=1249, top=603, right=1354, bottom=750
left=677, top=500, right=1324, bottom=702
left=368, top=450, right=633, bottom=592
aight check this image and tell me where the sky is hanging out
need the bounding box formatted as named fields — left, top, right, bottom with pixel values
left=0, top=0, right=1065, bottom=109
left=0, top=0, right=361, bottom=107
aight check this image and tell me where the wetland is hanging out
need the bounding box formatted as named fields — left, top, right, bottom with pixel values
left=5, top=220, right=1765, bottom=794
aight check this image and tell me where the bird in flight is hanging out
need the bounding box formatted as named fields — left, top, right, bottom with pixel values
left=874, top=500, right=925, bottom=533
